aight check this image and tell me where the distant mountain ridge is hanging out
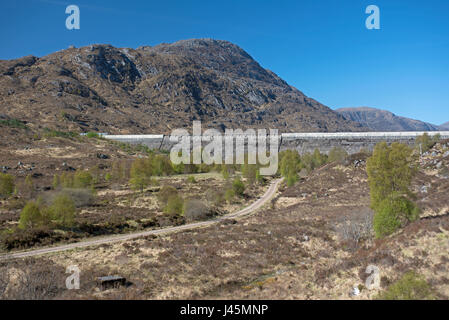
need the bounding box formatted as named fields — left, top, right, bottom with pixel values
left=439, top=121, right=449, bottom=130
left=336, top=107, right=441, bottom=132
left=0, top=38, right=365, bottom=134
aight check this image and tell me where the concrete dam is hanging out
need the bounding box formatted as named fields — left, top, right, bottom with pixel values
left=103, top=131, right=449, bottom=155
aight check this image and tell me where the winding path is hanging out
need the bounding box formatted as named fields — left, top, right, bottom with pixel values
left=1, top=178, right=283, bottom=260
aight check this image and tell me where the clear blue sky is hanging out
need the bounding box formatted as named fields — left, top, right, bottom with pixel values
left=1, top=0, right=448, bottom=125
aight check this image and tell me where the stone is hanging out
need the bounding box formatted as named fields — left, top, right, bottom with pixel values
left=350, top=286, right=360, bottom=296
left=96, top=153, right=110, bottom=159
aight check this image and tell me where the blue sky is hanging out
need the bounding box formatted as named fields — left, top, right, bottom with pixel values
left=1, top=0, right=448, bottom=125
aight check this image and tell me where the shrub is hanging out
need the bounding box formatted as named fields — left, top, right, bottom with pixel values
left=18, top=201, right=48, bottom=230
left=300, top=149, right=327, bottom=173
left=52, top=174, right=60, bottom=189
left=110, top=160, right=127, bottom=182
left=205, top=189, right=225, bottom=206
left=74, top=171, right=93, bottom=188
left=367, top=142, right=418, bottom=238
left=164, top=195, right=184, bottom=216
left=367, top=142, right=416, bottom=210
left=85, top=132, right=99, bottom=138
left=187, top=176, right=197, bottom=184
left=184, top=199, right=213, bottom=222
left=224, top=188, right=235, bottom=202
left=0, top=118, right=27, bottom=129
left=376, top=271, right=435, bottom=300
left=373, top=194, right=420, bottom=238
left=0, top=173, right=15, bottom=198
left=286, top=173, right=297, bottom=187
left=279, top=150, right=301, bottom=178
left=42, top=128, right=77, bottom=138
left=337, top=208, right=373, bottom=244
left=232, top=178, right=245, bottom=197
left=157, top=185, right=178, bottom=206
left=152, top=155, right=173, bottom=176
left=328, top=147, right=348, bottom=163
left=415, top=133, right=441, bottom=153
left=129, top=158, right=153, bottom=191
left=48, top=194, right=76, bottom=228
left=58, top=188, right=95, bottom=207
left=59, top=172, right=74, bottom=188
left=242, top=163, right=258, bottom=184
left=221, top=165, right=230, bottom=180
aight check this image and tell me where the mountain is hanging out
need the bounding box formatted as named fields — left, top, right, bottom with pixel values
left=0, top=39, right=364, bottom=134
left=439, top=122, right=449, bottom=130
left=336, top=107, right=439, bottom=132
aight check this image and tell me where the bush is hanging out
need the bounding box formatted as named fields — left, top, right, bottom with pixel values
left=376, top=271, right=435, bottom=300
left=415, top=133, right=440, bottom=153
left=0, top=173, right=15, bottom=198
left=205, top=189, right=225, bottom=206
left=157, top=186, right=178, bottom=206
left=286, top=173, right=298, bottom=187
left=18, top=201, right=48, bottom=230
left=164, top=195, right=184, bottom=216
left=183, top=199, right=213, bottom=222
left=187, top=176, right=197, bottom=184
left=224, top=188, right=235, bottom=202
left=48, top=194, right=76, bottom=228
left=232, top=178, right=245, bottom=197
left=279, top=150, right=301, bottom=178
left=373, top=194, right=420, bottom=238
left=85, top=132, right=99, bottom=138
left=367, top=142, right=418, bottom=238
left=301, top=149, right=327, bottom=173
left=74, top=171, right=93, bottom=188
left=242, top=163, right=258, bottom=184
left=328, top=147, right=348, bottom=163
left=58, top=188, right=95, bottom=207
left=42, top=128, right=78, bottom=138
left=221, top=165, right=230, bottom=180
left=367, top=142, right=416, bottom=210
left=52, top=174, right=60, bottom=189
left=337, top=208, right=373, bottom=245
left=152, top=155, right=173, bottom=176
left=0, top=118, right=27, bottom=129
left=129, top=158, right=153, bottom=191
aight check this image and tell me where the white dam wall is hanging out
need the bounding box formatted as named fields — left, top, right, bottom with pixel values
left=103, top=131, right=449, bottom=155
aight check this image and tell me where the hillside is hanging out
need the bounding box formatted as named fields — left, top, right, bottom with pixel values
left=0, top=39, right=365, bottom=135
left=336, top=107, right=439, bottom=132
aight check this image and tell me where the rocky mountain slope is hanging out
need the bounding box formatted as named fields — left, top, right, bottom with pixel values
left=336, top=107, right=439, bottom=132
left=0, top=39, right=365, bottom=134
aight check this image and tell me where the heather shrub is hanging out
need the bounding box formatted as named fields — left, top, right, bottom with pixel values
left=18, top=201, right=48, bottom=230
left=184, top=199, right=213, bottom=222
left=0, top=173, right=15, bottom=198
left=376, top=271, right=435, bottom=300
left=232, top=178, right=245, bottom=197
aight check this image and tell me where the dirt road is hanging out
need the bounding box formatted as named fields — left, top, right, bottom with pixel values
left=1, top=178, right=283, bottom=260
